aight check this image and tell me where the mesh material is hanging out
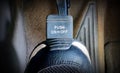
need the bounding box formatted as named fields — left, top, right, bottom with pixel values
left=38, top=64, right=88, bottom=73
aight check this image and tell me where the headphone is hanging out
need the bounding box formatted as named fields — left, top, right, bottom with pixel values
left=25, top=0, right=93, bottom=73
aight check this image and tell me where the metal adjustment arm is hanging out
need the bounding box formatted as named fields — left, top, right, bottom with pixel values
left=56, top=0, right=70, bottom=16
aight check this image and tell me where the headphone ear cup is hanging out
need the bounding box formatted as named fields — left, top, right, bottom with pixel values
left=25, top=41, right=92, bottom=73
left=29, top=41, right=47, bottom=60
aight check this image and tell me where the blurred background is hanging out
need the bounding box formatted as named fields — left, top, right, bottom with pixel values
left=0, top=0, right=120, bottom=73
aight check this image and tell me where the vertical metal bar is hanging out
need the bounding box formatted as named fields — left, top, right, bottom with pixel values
left=56, top=0, right=68, bottom=16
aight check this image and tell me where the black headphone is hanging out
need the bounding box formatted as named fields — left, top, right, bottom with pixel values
left=25, top=0, right=93, bottom=73
left=25, top=39, right=92, bottom=73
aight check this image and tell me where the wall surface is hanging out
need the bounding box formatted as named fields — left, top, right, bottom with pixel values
left=104, top=0, right=120, bottom=73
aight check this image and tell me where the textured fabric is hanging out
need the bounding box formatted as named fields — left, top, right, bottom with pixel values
left=38, top=65, right=86, bottom=73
